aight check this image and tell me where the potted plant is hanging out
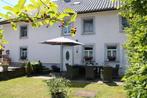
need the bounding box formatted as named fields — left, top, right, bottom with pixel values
left=46, top=78, right=71, bottom=98
left=108, top=56, right=116, bottom=61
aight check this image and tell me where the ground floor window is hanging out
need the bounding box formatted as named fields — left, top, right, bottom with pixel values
left=106, top=45, right=118, bottom=62
left=20, top=47, right=27, bottom=60
left=83, top=45, right=94, bottom=64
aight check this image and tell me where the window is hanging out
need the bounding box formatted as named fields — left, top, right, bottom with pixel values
left=62, top=23, right=72, bottom=35
left=106, top=45, right=117, bottom=62
left=83, top=45, right=94, bottom=63
left=20, top=25, right=27, bottom=38
left=20, top=47, right=27, bottom=60
left=121, top=17, right=129, bottom=30
left=83, top=18, right=94, bottom=34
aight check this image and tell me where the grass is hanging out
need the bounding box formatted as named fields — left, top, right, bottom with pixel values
left=0, top=77, right=127, bottom=98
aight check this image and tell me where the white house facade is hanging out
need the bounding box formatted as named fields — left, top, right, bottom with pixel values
left=0, top=0, right=128, bottom=75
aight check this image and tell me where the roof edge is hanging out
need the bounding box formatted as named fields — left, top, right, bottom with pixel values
left=0, top=8, right=118, bottom=25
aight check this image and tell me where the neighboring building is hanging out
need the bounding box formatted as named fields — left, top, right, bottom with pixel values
left=0, top=0, right=128, bottom=75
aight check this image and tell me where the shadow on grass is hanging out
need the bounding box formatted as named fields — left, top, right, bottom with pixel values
left=103, top=81, right=118, bottom=86
left=70, top=81, right=90, bottom=88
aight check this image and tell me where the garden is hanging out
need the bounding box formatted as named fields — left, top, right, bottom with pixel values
left=0, top=77, right=127, bottom=98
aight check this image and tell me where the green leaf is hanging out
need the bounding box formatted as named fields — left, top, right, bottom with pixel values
left=0, top=29, right=4, bottom=34
left=0, top=13, right=9, bottom=19
left=11, top=22, right=17, bottom=31
left=64, top=8, right=75, bottom=14
left=69, top=13, right=77, bottom=23
left=3, top=6, right=14, bottom=11
left=18, top=0, right=26, bottom=9
left=58, top=13, right=70, bottom=20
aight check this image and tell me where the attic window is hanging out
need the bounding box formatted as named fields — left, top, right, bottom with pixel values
left=73, top=2, right=81, bottom=5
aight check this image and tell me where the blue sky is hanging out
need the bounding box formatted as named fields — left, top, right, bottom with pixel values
left=0, top=0, right=58, bottom=13
left=0, top=0, right=30, bottom=13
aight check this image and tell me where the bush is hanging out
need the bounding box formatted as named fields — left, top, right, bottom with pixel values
left=25, top=61, right=43, bottom=76
left=25, top=62, right=32, bottom=76
left=120, top=0, right=147, bottom=97
left=46, top=78, right=71, bottom=98
left=123, top=63, right=147, bottom=98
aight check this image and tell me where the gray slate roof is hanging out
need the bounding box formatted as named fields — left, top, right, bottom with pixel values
left=56, top=0, right=121, bottom=13
left=0, top=0, right=121, bottom=24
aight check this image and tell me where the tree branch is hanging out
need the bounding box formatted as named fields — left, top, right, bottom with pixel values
left=39, top=0, right=50, bottom=9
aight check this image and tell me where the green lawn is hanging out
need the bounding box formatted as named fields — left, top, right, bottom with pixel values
left=0, top=77, right=127, bottom=98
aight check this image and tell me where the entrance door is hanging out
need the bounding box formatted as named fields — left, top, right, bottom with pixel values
left=63, top=46, right=73, bottom=71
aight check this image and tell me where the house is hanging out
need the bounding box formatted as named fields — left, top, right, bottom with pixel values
left=0, top=0, right=128, bottom=75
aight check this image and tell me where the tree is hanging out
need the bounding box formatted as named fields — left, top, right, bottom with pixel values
left=120, top=0, right=147, bottom=97
left=0, top=0, right=77, bottom=48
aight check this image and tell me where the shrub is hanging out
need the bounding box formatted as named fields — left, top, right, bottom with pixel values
left=25, top=62, right=32, bottom=76
left=123, top=63, right=147, bottom=98
left=120, top=0, right=147, bottom=97
left=25, top=61, right=43, bottom=76
left=46, top=78, right=71, bottom=98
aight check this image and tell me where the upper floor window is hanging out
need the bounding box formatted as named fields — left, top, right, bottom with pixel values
left=20, top=47, right=28, bottom=60
left=106, top=45, right=118, bottom=62
left=83, top=18, right=94, bottom=34
left=62, top=23, right=72, bottom=36
left=121, top=17, right=129, bottom=30
left=20, top=25, right=27, bottom=38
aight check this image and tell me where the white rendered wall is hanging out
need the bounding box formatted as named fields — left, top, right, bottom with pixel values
left=4, top=23, right=61, bottom=64
left=3, top=10, right=127, bottom=74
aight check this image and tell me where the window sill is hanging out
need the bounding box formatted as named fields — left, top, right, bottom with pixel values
left=63, top=34, right=71, bottom=36
left=82, top=32, right=95, bottom=35
left=105, top=61, right=120, bottom=63
left=20, top=37, right=28, bottom=39
left=19, top=59, right=28, bottom=62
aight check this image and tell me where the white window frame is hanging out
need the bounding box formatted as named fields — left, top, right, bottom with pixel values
left=62, top=23, right=72, bottom=36
left=82, top=17, right=95, bottom=35
left=20, top=47, right=28, bottom=60
left=105, top=44, right=120, bottom=62
left=82, top=44, right=95, bottom=64
left=119, top=16, right=129, bottom=32
left=20, top=25, right=28, bottom=38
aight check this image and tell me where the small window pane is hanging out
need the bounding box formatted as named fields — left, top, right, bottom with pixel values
left=107, top=50, right=111, bottom=57
left=112, top=50, right=116, bottom=57
left=84, top=51, right=88, bottom=57
left=89, top=51, right=93, bottom=57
